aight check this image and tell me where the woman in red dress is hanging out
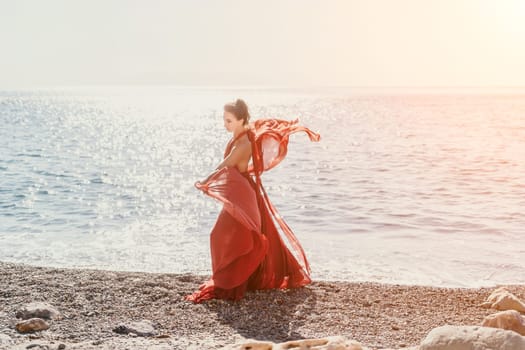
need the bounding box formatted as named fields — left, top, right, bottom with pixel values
left=185, top=99, right=320, bottom=303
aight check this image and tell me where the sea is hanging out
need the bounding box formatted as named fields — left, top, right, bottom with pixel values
left=1, top=86, right=524, bottom=288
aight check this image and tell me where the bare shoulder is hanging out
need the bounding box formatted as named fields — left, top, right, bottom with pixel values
left=234, top=134, right=251, bottom=150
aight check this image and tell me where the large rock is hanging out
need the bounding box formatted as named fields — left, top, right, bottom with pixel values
left=419, top=325, right=525, bottom=350
left=275, top=336, right=364, bottom=350
left=480, top=287, right=525, bottom=312
left=15, top=318, right=50, bottom=333
left=113, top=320, right=158, bottom=337
left=482, top=309, right=525, bottom=336
left=16, top=302, right=61, bottom=320
left=223, top=336, right=367, bottom=350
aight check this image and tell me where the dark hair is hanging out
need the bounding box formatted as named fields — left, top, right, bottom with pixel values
left=224, top=99, right=250, bottom=125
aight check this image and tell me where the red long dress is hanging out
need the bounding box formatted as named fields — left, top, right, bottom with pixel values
left=185, top=119, right=321, bottom=303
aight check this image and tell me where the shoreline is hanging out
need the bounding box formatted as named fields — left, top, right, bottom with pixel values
left=1, top=260, right=514, bottom=290
left=1, top=261, right=523, bottom=349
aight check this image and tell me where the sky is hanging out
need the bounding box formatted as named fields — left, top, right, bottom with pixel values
left=1, top=0, right=524, bottom=88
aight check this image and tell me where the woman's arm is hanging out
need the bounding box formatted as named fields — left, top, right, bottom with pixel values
left=197, top=141, right=251, bottom=185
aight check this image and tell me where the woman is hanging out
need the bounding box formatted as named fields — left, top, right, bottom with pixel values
left=186, top=99, right=320, bottom=303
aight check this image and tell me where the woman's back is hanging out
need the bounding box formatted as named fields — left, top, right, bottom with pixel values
left=226, top=133, right=251, bottom=173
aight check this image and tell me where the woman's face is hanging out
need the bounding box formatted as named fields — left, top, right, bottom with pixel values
left=223, top=111, right=243, bottom=132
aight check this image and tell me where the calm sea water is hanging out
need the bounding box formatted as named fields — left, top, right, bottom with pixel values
left=1, top=86, right=524, bottom=287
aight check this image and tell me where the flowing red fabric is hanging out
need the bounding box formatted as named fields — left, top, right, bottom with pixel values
left=185, top=119, right=320, bottom=303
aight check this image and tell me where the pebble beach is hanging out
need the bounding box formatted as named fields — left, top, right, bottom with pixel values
left=1, top=261, right=523, bottom=349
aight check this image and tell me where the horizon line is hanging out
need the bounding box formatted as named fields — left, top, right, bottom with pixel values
left=2, top=84, right=525, bottom=90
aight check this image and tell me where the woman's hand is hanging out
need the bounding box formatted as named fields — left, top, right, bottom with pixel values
left=197, top=168, right=221, bottom=188
left=195, top=180, right=208, bottom=191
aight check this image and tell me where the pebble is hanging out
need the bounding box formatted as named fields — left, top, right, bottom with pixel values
left=112, top=320, right=158, bottom=337
left=25, top=344, right=50, bottom=350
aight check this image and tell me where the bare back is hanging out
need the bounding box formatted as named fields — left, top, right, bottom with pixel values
left=228, top=134, right=251, bottom=173
left=218, top=132, right=252, bottom=173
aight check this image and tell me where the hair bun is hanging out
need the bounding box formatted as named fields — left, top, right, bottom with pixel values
left=224, top=99, right=251, bottom=125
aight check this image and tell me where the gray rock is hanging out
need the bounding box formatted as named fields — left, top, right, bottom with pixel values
left=112, top=320, right=158, bottom=337
left=419, top=325, right=525, bottom=350
left=24, top=344, right=50, bottom=350
left=16, top=302, right=60, bottom=320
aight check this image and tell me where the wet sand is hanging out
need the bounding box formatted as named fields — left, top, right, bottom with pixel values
left=0, top=261, right=523, bottom=349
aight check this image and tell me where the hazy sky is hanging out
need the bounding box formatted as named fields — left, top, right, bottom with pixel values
left=1, top=0, right=524, bottom=88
